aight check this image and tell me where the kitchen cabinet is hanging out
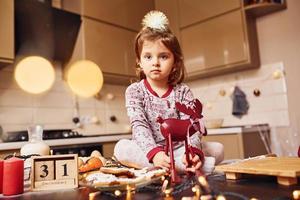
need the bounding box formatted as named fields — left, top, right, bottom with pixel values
left=203, top=129, right=268, bottom=160
left=244, top=0, right=287, bottom=17
left=181, top=9, right=259, bottom=80
left=67, top=17, right=137, bottom=85
left=83, top=18, right=137, bottom=84
left=179, top=0, right=286, bottom=80
left=102, top=142, right=116, bottom=158
left=178, top=0, right=241, bottom=28
left=61, top=0, right=155, bottom=85
left=155, top=0, right=259, bottom=80
left=203, top=133, right=244, bottom=160
left=61, top=0, right=154, bottom=31
left=0, top=0, right=14, bottom=68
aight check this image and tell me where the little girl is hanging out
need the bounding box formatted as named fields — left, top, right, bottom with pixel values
left=114, top=11, right=224, bottom=173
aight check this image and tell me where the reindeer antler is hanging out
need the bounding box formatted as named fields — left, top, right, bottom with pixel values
left=176, top=99, right=204, bottom=119
left=175, top=102, right=195, bottom=117
left=193, top=99, right=203, bottom=119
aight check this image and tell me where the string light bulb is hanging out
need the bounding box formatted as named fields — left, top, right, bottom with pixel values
left=164, top=188, right=173, bottom=197
left=200, top=195, right=213, bottom=200
left=114, top=190, right=121, bottom=196
left=216, top=195, right=226, bottom=200
left=89, top=191, right=101, bottom=200
left=198, top=176, right=208, bottom=187
left=126, top=185, right=135, bottom=200
left=192, top=185, right=201, bottom=197
left=293, top=190, right=300, bottom=200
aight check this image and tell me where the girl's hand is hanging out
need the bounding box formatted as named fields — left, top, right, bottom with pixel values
left=182, top=153, right=202, bottom=173
left=153, top=151, right=170, bottom=170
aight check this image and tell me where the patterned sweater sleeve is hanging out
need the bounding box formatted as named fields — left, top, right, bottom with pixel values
left=179, top=85, right=203, bottom=151
left=125, top=83, right=162, bottom=160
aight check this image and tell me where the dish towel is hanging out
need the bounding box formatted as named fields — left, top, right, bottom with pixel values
left=231, top=86, right=249, bottom=118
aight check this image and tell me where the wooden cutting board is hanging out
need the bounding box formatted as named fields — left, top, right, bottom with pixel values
left=215, top=157, right=300, bottom=186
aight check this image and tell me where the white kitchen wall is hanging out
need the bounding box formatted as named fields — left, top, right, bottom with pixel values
left=187, top=62, right=293, bottom=156
left=1, top=61, right=289, bottom=135
left=0, top=64, right=129, bottom=136
left=187, top=62, right=289, bottom=127
left=253, top=0, right=300, bottom=156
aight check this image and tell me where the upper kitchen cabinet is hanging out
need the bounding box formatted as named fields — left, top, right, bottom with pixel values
left=60, top=0, right=155, bottom=84
left=155, top=0, right=259, bottom=79
left=0, top=0, right=14, bottom=68
left=178, top=0, right=241, bottom=28
left=181, top=9, right=259, bottom=79
left=60, top=0, right=154, bottom=31
left=243, top=0, right=287, bottom=18
left=66, top=16, right=137, bottom=85
left=83, top=18, right=136, bottom=84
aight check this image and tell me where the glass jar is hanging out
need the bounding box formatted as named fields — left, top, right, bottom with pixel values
left=20, top=125, right=50, bottom=181
left=20, top=125, right=50, bottom=156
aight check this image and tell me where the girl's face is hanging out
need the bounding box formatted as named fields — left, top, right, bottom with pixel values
left=139, top=39, right=174, bottom=84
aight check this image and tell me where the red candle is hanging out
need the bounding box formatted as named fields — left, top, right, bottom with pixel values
left=0, top=160, right=3, bottom=194
left=3, top=157, right=24, bottom=196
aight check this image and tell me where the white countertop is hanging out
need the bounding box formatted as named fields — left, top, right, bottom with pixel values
left=0, top=133, right=132, bottom=151
left=207, top=127, right=242, bottom=135
left=0, top=125, right=266, bottom=151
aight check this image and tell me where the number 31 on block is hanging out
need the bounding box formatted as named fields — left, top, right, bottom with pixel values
left=31, top=154, right=78, bottom=191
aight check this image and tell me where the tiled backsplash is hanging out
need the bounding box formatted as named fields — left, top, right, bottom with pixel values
left=0, top=62, right=289, bottom=136
left=188, top=62, right=289, bottom=127
left=0, top=64, right=129, bottom=135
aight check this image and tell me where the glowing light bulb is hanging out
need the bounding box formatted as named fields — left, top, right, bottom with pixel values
left=216, top=195, right=226, bottom=200
left=15, top=56, right=55, bottom=94
left=192, top=185, right=200, bottom=197
left=114, top=190, right=121, bottom=196
left=198, top=176, right=208, bottom=186
left=66, top=60, right=103, bottom=98
left=293, top=190, right=300, bottom=199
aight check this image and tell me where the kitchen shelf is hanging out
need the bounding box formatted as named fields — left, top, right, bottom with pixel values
left=244, top=1, right=287, bottom=17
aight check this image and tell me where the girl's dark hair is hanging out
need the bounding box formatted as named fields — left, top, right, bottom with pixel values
left=134, top=27, right=185, bottom=85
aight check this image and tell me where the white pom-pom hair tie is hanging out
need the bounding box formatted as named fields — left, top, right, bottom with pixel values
left=142, top=10, right=169, bottom=31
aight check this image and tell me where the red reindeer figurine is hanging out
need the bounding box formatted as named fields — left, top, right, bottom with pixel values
left=157, top=99, right=207, bottom=183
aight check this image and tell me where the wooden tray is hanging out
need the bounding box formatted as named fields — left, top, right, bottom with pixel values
left=215, top=157, right=300, bottom=186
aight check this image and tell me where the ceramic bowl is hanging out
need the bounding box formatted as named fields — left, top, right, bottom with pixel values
left=204, top=118, right=224, bottom=129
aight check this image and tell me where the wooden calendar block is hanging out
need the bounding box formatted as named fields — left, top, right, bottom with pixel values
left=55, top=159, right=77, bottom=180
left=31, top=154, right=78, bottom=191
left=34, top=160, right=55, bottom=181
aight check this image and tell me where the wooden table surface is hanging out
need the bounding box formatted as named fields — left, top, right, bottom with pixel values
left=1, top=173, right=299, bottom=200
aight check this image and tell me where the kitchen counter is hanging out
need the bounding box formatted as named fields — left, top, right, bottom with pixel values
left=207, top=124, right=269, bottom=135
left=207, top=127, right=243, bottom=135
left=0, top=173, right=298, bottom=200
left=0, top=125, right=267, bottom=151
left=0, top=133, right=131, bottom=151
